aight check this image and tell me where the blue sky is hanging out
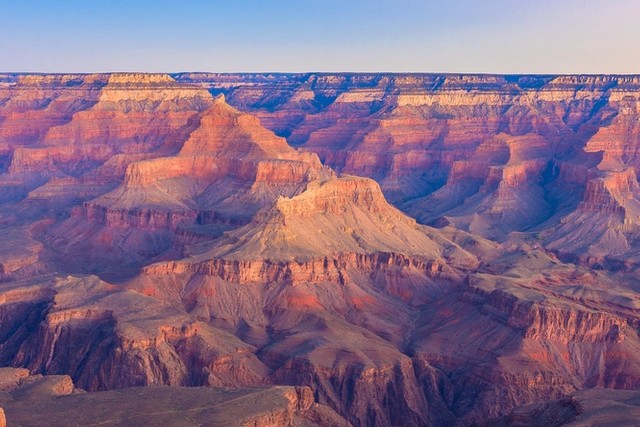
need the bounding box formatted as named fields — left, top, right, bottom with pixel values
left=1, top=0, right=639, bottom=73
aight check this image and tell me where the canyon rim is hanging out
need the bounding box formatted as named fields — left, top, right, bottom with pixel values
left=3, top=0, right=640, bottom=425
left=1, top=72, right=640, bottom=426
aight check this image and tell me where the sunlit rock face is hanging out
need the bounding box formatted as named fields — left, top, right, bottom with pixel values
left=180, top=73, right=640, bottom=242
left=2, top=73, right=640, bottom=426
left=0, top=367, right=349, bottom=427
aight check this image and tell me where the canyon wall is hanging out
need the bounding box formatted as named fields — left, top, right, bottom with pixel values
left=1, top=73, right=640, bottom=426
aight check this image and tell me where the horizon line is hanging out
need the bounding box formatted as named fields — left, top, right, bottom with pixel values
left=3, top=70, right=640, bottom=77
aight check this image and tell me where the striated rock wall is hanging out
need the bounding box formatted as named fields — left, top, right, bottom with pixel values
left=144, top=252, right=454, bottom=287
left=175, top=73, right=633, bottom=239
left=3, top=73, right=640, bottom=426
left=469, top=286, right=627, bottom=343
left=0, top=364, right=351, bottom=427
left=0, top=277, right=268, bottom=391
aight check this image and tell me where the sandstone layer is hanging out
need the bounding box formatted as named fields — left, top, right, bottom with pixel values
left=2, top=73, right=640, bottom=426
left=181, top=73, right=640, bottom=264
left=0, top=368, right=348, bottom=427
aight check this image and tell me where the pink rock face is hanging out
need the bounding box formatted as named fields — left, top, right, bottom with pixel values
left=3, top=73, right=640, bottom=426
left=0, top=380, right=350, bottom=426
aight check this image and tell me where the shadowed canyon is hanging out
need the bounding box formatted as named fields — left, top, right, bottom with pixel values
left=1, top=72, right=640, bottom=426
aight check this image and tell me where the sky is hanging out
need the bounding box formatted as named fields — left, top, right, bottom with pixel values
left=1, top=0, right=639, bottom=74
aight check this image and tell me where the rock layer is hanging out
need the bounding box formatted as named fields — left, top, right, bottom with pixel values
left=2, top=73, right=640, bottom=426
left=0, top=373, right=349, bottom=427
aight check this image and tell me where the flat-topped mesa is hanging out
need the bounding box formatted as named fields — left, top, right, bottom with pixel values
left=145, top=175, right=478, bottom=277
left=14, top=73, right=109, bottom=87
left=92, top=73, right=212, bottom=108
left=253, top=155, right=330, bottom=182
left=272, top=175, right=394, bottom=217
left=122, top=156, right=228, bottom=187
left=120, top=155, right=328, bottom=189
left=11, top=72, right=176, bottom=89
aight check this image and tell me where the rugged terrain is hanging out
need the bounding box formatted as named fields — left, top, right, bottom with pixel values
left=1, top=72, right=640, bottom=426
left=495, top=388, right=640, bottom=426
left=0, top=367, right=347, bottom=426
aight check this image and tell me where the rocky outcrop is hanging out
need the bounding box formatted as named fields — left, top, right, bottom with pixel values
left=5, top=73, right=640, bottom=426
left=496, top=388, right=640, bottom=427
left=0, top=366, right=350, bottom=427
left=0, top=384, right=350, bottom=427
left=176, top=73, right=640, bottom=269
left=0, top=368, right=30, bottom=391
left=0, top=276, right=268, bottom=391
left=0, top=227, right=45, bottom=281
left=77, top=97, right=333, bottom=232
left=545, top=166, right=640, bottom=267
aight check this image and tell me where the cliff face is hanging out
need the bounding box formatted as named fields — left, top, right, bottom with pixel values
left=83, top=95, right=333, bottom=231
left=176, top=73, right=640, bottom=268
left=172, top=75, right=616, bottom=234
left=0, top=77, right=333, bottom=279
left=2, top=73, right=640, bottom=426
left=0, top=276, right=269, bottom=390
left=0, top=368, right=350, bottom=427
left=496, top=388, right=640, bottom=426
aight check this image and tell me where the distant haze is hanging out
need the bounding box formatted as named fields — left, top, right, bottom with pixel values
left=2, top=0, right=639, bottom=74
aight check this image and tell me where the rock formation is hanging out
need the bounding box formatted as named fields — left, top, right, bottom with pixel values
left=495, top=388, right=640, bottom=426
left=2, top=72, right=640, bottom=426
left=0, top=369, right=349, bottom=426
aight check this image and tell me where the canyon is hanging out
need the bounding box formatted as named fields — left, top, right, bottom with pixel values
left=1, top=72, right=640, bottom=426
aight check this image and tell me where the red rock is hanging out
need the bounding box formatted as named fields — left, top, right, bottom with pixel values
left=0, top=383, right=350, bottom=427
left=4, top=73, right=640, bottom=426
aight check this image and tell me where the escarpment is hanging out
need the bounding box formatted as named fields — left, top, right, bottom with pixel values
left=0, top=370, right=350, bottom=427
left=78, top=96, right=333, bottom=230
left=0, top=276, right=269, bottom=391
left=3, top=73, right=640, bottom=426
